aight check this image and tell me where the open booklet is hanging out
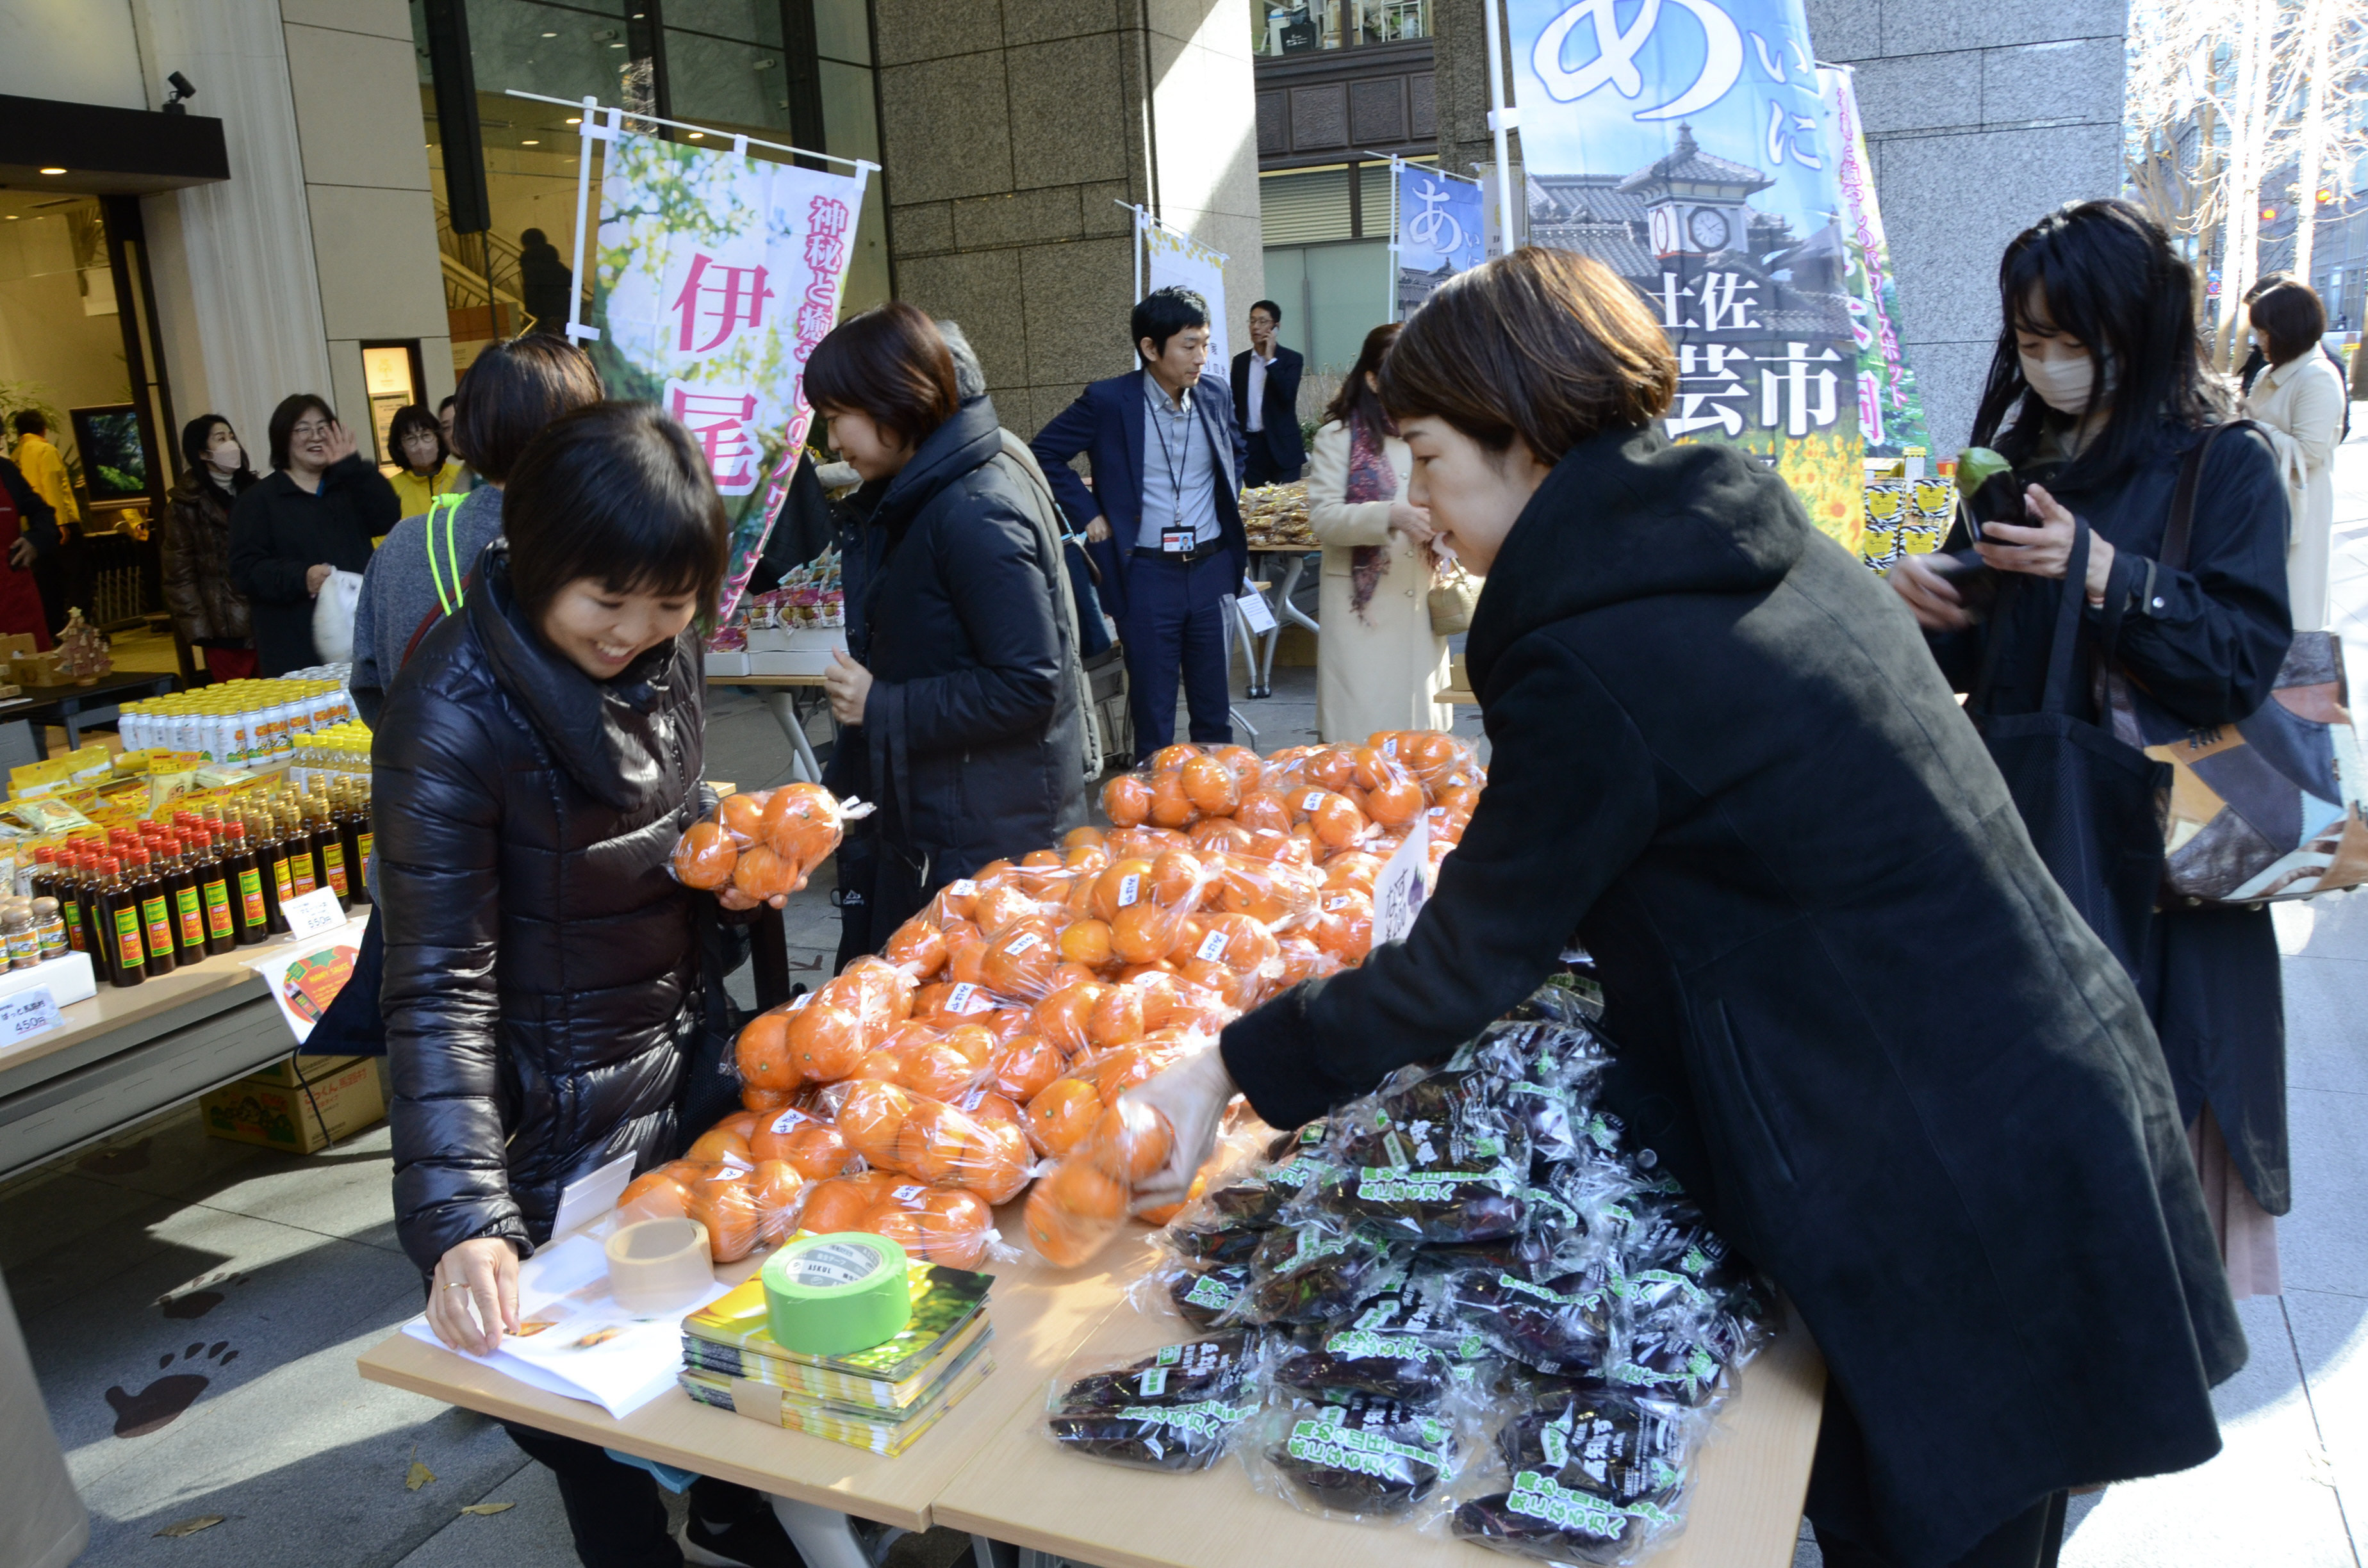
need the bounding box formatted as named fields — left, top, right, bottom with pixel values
left=400, top=1154, right=731, bottom=1418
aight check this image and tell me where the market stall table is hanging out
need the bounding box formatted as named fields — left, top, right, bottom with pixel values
left=356, top=1228, right=1146, bottom=1535
left=933, top=1296, right=1825, bottom=1568
left=15, top=669, right=181, bottom=757
left=708, top=673, right=830, bottom=784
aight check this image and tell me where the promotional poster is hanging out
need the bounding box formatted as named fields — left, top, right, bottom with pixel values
left=1509, top=0, right=1864, bottom=544
left=1394, top=163, right=1486, bottom=318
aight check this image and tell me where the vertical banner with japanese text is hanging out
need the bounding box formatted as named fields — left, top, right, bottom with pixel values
left=1821, top=64, right=1929, bottom=462
left=1395, top=164, right=1486, bottom=318
left=1509, top=0, right=1864, bottom=548
left=1141, top=216, right=1231, bottom=371
left=586, top=131, right=867, bottom=621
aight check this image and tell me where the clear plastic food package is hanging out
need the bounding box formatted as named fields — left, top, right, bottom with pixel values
left=1243, top=1389, right=1463, bottom=1523
left=1043, top=1332, right=1265, bottom=1472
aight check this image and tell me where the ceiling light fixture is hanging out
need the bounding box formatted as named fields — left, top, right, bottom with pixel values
left=687, top=131, right=704, bottom=139
left=38, top=167, right=65, bottom=176
left=565, top=116, right=582, bottom=124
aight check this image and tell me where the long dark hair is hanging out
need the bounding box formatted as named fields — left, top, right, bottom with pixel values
left=1969, top=199, right=2227, bottom=490
left=178, top=414, right=255, bottom=492
left=1327, top=323, right=1402, bottom=436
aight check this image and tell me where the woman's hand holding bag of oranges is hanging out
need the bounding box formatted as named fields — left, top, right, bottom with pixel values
left=670, top=781, right=873, bottom=910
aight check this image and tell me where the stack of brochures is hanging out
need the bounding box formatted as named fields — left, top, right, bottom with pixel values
left=678, top=1261, right=994, bottom=1456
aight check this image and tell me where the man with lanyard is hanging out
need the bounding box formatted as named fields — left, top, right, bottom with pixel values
left=1033, top=286, right=1248, bottom=753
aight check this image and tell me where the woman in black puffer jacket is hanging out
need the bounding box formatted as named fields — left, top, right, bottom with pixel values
left=378, top=403, right=793, bottom=1566
left=814, top=304, right=1086, bottom=958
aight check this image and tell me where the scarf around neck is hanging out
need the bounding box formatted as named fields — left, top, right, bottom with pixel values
left=1344, top=414, right=1395, bottom=622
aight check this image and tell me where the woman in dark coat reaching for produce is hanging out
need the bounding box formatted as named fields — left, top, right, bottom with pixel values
left=1889, top=200, right=2294, bottom=1298
left=379, top=402, right=794, bottom=1566
left=1126, top=246, right=2242, bottom=1568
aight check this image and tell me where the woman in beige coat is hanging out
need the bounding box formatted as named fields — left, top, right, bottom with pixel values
left=1306, top=323, right=1456, bottom=741
left=2242, top=280, right=2346, bottom=631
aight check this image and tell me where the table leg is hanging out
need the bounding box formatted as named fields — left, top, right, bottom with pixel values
left=768, top=1496, right=878, bottom=1568
left=1261, top=555, right=1318, bottom=694
left=58, top=702, right=79, bottom=752
left=760, top=690, right=825, bottom=784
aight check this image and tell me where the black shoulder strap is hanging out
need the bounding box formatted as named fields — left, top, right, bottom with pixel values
left=2161, top=419, right=2256, bottom=573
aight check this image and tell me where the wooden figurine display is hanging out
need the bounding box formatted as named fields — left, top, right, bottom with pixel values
left=53, top=608, right=111, bottom=686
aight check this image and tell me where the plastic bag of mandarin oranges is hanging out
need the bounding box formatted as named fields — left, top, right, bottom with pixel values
left=616, top=1142, right=808, bottom=1264
left=669, top=781, right=874, bottom=904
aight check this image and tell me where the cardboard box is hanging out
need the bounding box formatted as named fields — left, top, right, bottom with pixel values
left=743, top=626, right=845, bottom=655
left=242, top=1052, right=365, bottom=1089
left=703, top=650, right=752, bottom=677
left=201, top=1058, right=386, bottom=1154
left=748, top=649, right=835, bottom=676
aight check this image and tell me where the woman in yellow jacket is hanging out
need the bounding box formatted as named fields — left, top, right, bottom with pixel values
left=1304, top=323, right=1460, bottom=742
left=384, top=404, right=466, bottom=532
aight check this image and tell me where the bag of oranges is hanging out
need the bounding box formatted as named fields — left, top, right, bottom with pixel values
left=617, top=1154, right=805, bottom=1263
left=670, top=782, right=872, bottom=904
left=1021, top=1097, right=1180, bottom=1268
left=816, top=1075, right=1036, bottom=1204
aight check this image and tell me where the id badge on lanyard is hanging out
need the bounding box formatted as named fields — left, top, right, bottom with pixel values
left=1160, top=528, right=1195, bottom=554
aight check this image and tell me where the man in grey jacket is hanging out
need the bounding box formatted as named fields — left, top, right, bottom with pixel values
left=349, top=336, right=601, bottom=721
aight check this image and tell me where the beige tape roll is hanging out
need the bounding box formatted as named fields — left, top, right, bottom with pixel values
left=605, top=1218, right=714, bottom=1315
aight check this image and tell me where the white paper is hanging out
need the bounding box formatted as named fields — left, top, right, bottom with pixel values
left=279, top=886, right=346, bottom=938
left=550, top=1152, right=641, bottom=1241
left=0, top=984, right=60, bottom=1043
left=244, top=914, right=371, bottom=1045
left=1236, top=587, right=1278, bottom=635
left=1372, top=816, right=1433, bottom=947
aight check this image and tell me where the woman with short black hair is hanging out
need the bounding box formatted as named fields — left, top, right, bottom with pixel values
left=384, top=402, right=465, bottom=525
left=809, top=302, right=1086, bottom=958
left=1129, top=245, right=2239, bottom=1568
left=226, top=393, right=399, bottom=673
left=379, top=400, right=789, bottom=1565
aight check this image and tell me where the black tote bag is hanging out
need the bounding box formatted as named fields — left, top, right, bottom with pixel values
left=1976, top=514, right=2171, bottom=981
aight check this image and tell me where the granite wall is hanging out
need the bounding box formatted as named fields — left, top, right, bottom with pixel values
left=1804, top=0, right=2130, bottom=453
left=873, top=0, right=1265, bottom=437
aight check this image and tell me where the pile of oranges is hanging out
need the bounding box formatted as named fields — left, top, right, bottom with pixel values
left=637, top=733, right=1484, bottom=1273
left=671, top=780, right=859, bottom=902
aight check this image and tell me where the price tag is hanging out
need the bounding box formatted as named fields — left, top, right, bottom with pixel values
left=279, top=886, right=345, bottom=940
left=1371, top=817, right=1433, bottom=947
left=0, top=984, right=60, bottom=1043
left=1236, top=585, right=1278, bottom=635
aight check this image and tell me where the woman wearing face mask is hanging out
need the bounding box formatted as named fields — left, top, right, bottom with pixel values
left=380, top=402, right=795, bottom=1567
left=1891, top=200, right=2293, bottom=1300
left=227, top=394, right=400, bottom=674
left=160, top=416, right=259, bottom=680
left=383, top=403, right=466, bottom=528
left=2241, top=279, right=2346, bottom=632
left=1127, top=246, right=2239, bottom=1568
left=810, top=303, right=1086, bottom=959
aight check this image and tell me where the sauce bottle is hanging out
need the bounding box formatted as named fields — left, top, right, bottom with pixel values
left=222, top=821, right=270, bottom=946
left=94, top=856, right=145, bottom=987
left=282, top=807, right=320, bottom=899
left=53, top=851, right=88, bottom=954
left=162, top=833, right=208, bottom=965
left=191, top=830, right=236, bottom=956
left=252, top=811, right=294, bottom=933
left=335, top=781, right=371, bottom=908
left=126, top=849, right=177, bottom=977
left=307, top=796, right=349, bottom=906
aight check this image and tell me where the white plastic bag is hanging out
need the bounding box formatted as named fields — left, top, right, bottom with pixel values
left=312, top=568, right=365, bottom=663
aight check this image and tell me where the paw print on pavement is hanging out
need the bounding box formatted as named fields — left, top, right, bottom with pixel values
left=106, top=1340, right=238, bottom=1437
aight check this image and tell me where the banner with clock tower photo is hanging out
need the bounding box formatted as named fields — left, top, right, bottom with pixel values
left=1509, top=0, right=1864, bottom=550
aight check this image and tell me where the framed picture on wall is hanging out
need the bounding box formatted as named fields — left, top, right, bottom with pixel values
left=68, top=404, right=150, bottom=513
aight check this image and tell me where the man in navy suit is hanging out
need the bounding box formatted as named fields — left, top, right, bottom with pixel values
left=1033, top=286, right=1247, bottom=755
left=1229, top=298, right=1305, bottom=486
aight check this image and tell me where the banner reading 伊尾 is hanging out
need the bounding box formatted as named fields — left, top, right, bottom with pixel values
left=585, top=131, right=868, bottom=622
left=1508, top=0, right=1864, bottom=547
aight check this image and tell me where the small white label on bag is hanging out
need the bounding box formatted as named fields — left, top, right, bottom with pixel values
left=946, top=981, right=979, bottom=1012
left=1194, top=929, right=1229, bottom=963
left=1003, top=931, right=1043, bottom=956
left=770, top=1108, right=808, bottom=1135
left=1116, top=872, right=1142, bottom=908
left=1301, top=791, right=1325, bottom=814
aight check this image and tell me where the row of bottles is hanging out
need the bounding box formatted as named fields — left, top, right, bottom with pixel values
left=28, top=776, right=374, bottom=988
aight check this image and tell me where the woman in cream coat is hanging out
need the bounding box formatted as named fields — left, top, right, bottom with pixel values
left=2243, top=280, right=2347, bottom=630
left=1306, top=323, right=1457, bottom=741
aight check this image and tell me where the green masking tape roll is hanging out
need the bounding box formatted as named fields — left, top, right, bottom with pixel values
left=761, top=1232, right=913, bottom=1357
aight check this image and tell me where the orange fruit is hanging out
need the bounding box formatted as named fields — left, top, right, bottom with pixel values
left=735, top=1011, right=800, bottom=1091
left=1023, top=1179, right=1099, bottom=1267
left=1064, top=841, right=1110, bottom=874
left=914, top=1188, right=993, bottom=1267
left=1035, top=982, right=1104, bottom=1055
left=716, top=1110, right=761, bottom=1140
left=1148, top=849, right=1206, bottom=907
left=1102, top=774, right=1152, bottom=827
left=673, top=820, right=740, bottom=889
left=1087, top=984, right=1145, bottom=1049
left=936, top=1023, right=997, bottom=1066
left=1323, top=851, right=1383, bottom=893
left=1179, top=755, right=1240, bottom=815
left=685, top=1125, right=752, bottom=1167
left=894, top=1100, right=983, bottom=1182
left=969, top=884, right=1039, bottom=940
left=1305, top=748, right=1357, bottom=792
left=800, top=1177, right=876, bottom=1236
left=1309, top=793, right=1368, bottom=849
left=1149, top=744, right=1200, bottom=773
left=790, top=1002, right=867, bottom=1081
left=1110, top=901, right=1183, bottom=965
left=618, top=1168, right=690, bottom=1222
left=1024, top=1077, right=1101, bottom=1156
left=1058, top=918, right=1114, bottom=968
left=1147, top=772, right=1199, bottom=830
left=1189, top=817, right=1255, bottom=856
left=1093, top=858, right=1155, bottom=923
left=1365, top=774, right=1424, bottom=828
left=762, top=782, right=842, bottom=872
left=732, top=844, right=800, bottom=901
left=959, top=1088, right=1025, bottom=1132
left=946, top=927, right=989, bottom=987
left=884, top=918, right=950, bottom=979
left=1090, top=1047, right=1160, bottom=1106
left=991, top=1034, right=1064, bottom=1100
left=717, top=790, right=768, bottom=842
left=898, top=1040, right=981, bottom=1101
left=1064, top=824, right=1108, bottom=852
left=741, top=1083, right=796, bottom=1114
left=1048, top=1156, right=1128, bottom=1221
left=837, top=1079, right=914, bottom=1166
left=1235, top=790, right=1292, bottom=833
left=1083, top=1102, right=1174, bottom=1184
left=785, top=1121, right=854, bottom=1181
left=981, top=917, right=1060, bottom=997
left=968, top=1123, right=1033, bottom=1203
left=750, top=1159, right=808, bottom=1241
left=685, top=1170, right=762, bottom=1262
left=1213, top=744, right=1262, bottom=788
